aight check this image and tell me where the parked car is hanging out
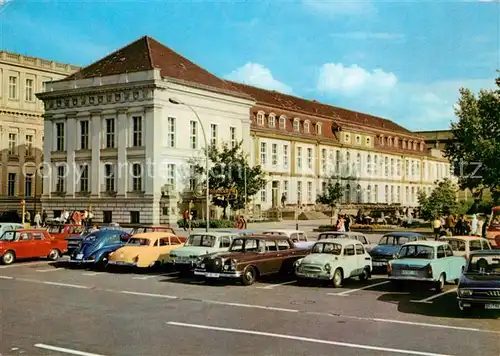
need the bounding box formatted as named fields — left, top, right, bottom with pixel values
left=263, top=229, right=314, bottom=249
left=295, top=238, right=373, bottom=287
left=166, top=232, right=236, bottom=271
left=388, top=241, right=466, bottom=292
left=439, top=236, right=492, bottom=259
left=194, top=235, right=308, bottom=285
left=215, top=229, right=257, bottom=236
left=0, top=229, right=67, bottom=265
left=317, top=231, right=376, bottom=253
left=0, top=222, right=24, bottom=238
left=107, top=232, right=184, bottom=269
left=457, top=250, right=500, bottom=313
left=46, top=223, right=85, bottom=240
left=68, top=229, right=131, bottom=267
left=120, top=224, right=178, bottom=236
left=486, top=206, right=500, bottom=248
left=370, top=232, right=426, bottom=271
left=65, top=225, right=124, bottom=255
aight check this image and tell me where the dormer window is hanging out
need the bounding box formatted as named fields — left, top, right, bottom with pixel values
left=394, top=137, right=399, bottom=148
left=268, top=113, right=276, bottom=128
left=316, top=122, right=322, bottom=135
left=304, top=120, right=310, bottom=134
left=257, top=111, right=265, bottom=126
left=403, top=140, right=407, bottom=149
left=413, top=141, right=417, bottom=150
left=293, top=118, right=300, bottom=132
left=279, top=115, right=287, bottom=129
left=379, top=135, right=384, bottom=146
left=408, top=140, right=413, bottom=150
left=420, top=142, right=425, bottom=151
left=388, top=137, right=393, bottom=147
left=366, top=137, right=371, bottom=146
left=355, top=135, right=361, bottom=145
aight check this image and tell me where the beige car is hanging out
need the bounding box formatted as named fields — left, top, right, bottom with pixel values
left=439, top=236, right=492, bottom=259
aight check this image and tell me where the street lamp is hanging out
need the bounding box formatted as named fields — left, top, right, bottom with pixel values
left=169, top=98, right=210, bottom=232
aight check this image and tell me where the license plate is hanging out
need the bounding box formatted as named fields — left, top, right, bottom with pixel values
left=305, top=273, right=317, bottom=278
left=205, top=272, right=220, bottom=278
left=485, top=304, right=500, bottom=310
left=76, top=254, right=83, bottom=260
left=402, top=270, right=417, bottom=276
left=373, top=262, right=387, bottom=266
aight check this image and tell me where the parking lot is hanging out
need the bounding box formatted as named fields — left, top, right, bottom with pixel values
left=1, top=255, right=499, bottom=356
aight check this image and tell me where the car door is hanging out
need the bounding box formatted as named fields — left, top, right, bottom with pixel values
left=481, top=239, right=492, bottom=251
left=444, top=244, right=462, bottom=279
left=32, top=231, right=51, bottom=256
left=343, top=244, right=357, bottom=277
left=219, top=235, right=232, bottom=251
left=258, top=240, right=280, bottom=275
left=355, top=244, right=369, bottom=275
left=15, top=232, right=35, bottom=258
left=436, top=245, right=448, bottom=279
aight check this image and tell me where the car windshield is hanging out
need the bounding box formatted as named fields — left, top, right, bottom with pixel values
left=47, top=225, right=62, bottom=233
left=445, top=239, right=466, bottom=252
left=379, top=235, right=412, bottom=245
left=127, top=238, right=151, bottom=246
left=263, top=231, right=286, bottom=236
left=399, top=245, right=434, bottom=259
left=490, top=210, right=500, bottom=226
left=229, top=238, right=260, bottom=252
left=318, top=233, right=348, bottom=240
left=0, top=231, right=18, bottom=241
left=84, top=234, right=98, bottom=242
left=467, top=255, right=500, bottom=275
left=185, top=234, right=216, bottom=247
left=311, top=242, right=342, bottom=255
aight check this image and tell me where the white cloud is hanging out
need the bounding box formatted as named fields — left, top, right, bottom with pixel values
left=225, top=62, right=292, bottom=94
left=331, top=32, right=405, bottom=41
left=302, top=0, right=376, bottom=16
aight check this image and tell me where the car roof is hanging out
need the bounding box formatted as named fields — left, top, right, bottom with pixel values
left=189, top=231, right=235, bottom=237
left=441, top=236, right=486, bottom=241
left=314, top=238, right=363, bottom=245
left=91, top=229, right=128, bottom=236
left=263, top=229, right=304, bottom=234
left=319, top=231, right=361, bottom=236
left=5, top=229, right=47, bottom=233
left=236, top=234, right=291, bottom=240
left=402, top=240, right=447, bottom=247
left=216, top=229, right=256, bottom=233
left=132, top=232, right=177, bottom=239
left=383, top=232, right=424, bottom=237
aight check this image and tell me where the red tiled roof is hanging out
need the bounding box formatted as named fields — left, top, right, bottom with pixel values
left=63, top=36, right=250, bottom=99
left=229, top=81, right=420, bottom=138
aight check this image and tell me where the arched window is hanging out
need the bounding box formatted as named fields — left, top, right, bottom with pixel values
left=268, top=113, right=276, bottom=128
left=405, top=186, right=410, bottom=203
left=356, top=184, right=362, bottom=204
left=356, top=153, right=361, bottom=175
left=374, top=155, right=379, bottom=175
left=384, top=157, right=389, bottom=177
left=379, top=135, right=385, bottom=146
left=390, top=158, right=395, bottom=177
left=374, top=184, right=379, bottom=203
left=345, top=151, right=351, bottom=176
left=394, top=137, right=399, bottom=148
left=316, top=122, right=322, bottom=135
left=257, top=111, right=265, bottom=126
left=293, top=118, right=300, bottom=132
left=403, top=140, right=407, bottom=149
left=345, top=184, right=351, bottom=204
left=367, top=154, right=372, bottom=175
left=390, top=185, right=394, bottom=203
left=304, top=120, right=310, bottom=134
left=385, top=185, right=389, bottom=203
left=367, top=185, right=372, bottom=203
left=279, top=115, right=287, bottom=129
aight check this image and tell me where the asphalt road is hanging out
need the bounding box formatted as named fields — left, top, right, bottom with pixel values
left=0, top=258, right=499, bottom=356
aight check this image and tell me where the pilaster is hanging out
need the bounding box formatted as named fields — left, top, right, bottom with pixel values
left=42, top=117, right=53, bottom=198
left=66, top=113, right=77, bottom=197
left=90, top=110, right=101, bottom=197
left=315, top=142, right=320, bottom=178
left=290, top=141, right=296, bottom=176
left=117, top=108, right=129, bottom=197
left=144, top=105, right=162, bottom=198
left=253, top=136, right=260, bottom=165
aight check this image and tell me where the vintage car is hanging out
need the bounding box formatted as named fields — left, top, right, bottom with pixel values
left=0, top=222, right=24, bottom=237
left=388, top=241, right=466, bottom=292
left=317, top=231, right=376, bottom=253
left=117, top=224, right=178, bottom=236
left=0, top=229, right=67, bottom=265
left=65, top=225, right=124, bottom=255
left=46, top=223, right=86, bottom=240
left=294, top=238, right=373, bottom=287
left=370, top=232, right=426, bottom=271
left=194, top=235, right=308, bottom=285
left=215, top=229, right=257, bottom=236
left=439, top=236, right=492, bottom=259
left=262, top=229, right=314, bottom=249
left=486, top=206, right=500, bottom=247
left=167, top=231, right=236, bottom=271
left=68, top=229, right=131, bottom=267
left=457, top=250, right=500, bottom=312
left=107, top=232, right=184, bottom=269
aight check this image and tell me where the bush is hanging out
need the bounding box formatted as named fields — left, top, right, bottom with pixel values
left=177, top=219, right=234, bottom=229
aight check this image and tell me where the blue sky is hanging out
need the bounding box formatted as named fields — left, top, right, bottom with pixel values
left=1, top=0, right=498, bottom=131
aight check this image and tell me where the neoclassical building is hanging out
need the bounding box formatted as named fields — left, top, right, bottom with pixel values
left=38, top=35, right=451, bottom=224
left=0, top=51, right=79, bottom=215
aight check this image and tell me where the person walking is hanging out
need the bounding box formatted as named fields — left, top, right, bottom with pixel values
left=471, top=214, right=478, bottom=236
left=432, top=216, right=442, bottom=240
left=42, top=210, right=47, bottom=227
left=345, top=215, right=351, bottom=232
left=183, top=209, right=189, bottom=231
left=34, top=212, right=42, bottom=228
left=477, top=216, right=484, bottom=237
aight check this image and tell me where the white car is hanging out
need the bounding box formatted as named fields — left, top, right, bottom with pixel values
left=294, top=238, right=373, bottom=287
left=317, top=231, right=376, bottom=253
left=439, top=236, right=492, bottom=259
left=263, top=229, right=314, bottom=249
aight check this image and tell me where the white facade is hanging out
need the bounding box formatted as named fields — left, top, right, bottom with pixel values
left=39, top=69, right=254, bottom=224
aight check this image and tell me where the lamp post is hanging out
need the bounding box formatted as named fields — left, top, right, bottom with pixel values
left=169, top=98, right=209, bottom=232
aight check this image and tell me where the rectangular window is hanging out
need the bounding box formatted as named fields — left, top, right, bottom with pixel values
left=104, top=164, right=115, bottom=192
left=130, top=211, right=140, bottom=224
left=283, top=144, right=289, bottom=168
left=390, top=158, right=395, bottom=177
left=297, top=181, right=302, bottom=202
left=167, top=117, right=175, bottom=148
left=56, top=165, right=65, bottom=192
left=190, top=121, right=197, bottom=149
left=411, top=161, right=415, bottom=177
left=260, top=187, right=267, bottom=203
left=189, top=165, right=197, bottom=191
left=105, top=118, right=115, bottom=148
left=335, top=150, right=340, bottom=173
left=283, top=180, right=288, bottom=203
left=80, top=165, right=89, bottom=193
left=271, top=144, right=278, bottom=166
left=132, top=163, right=142, bottom=192
left=307, top=181, right=313, bottom=202
left=132, top=116, right=142, bottom=147
left=56, top=123, right=65, bottom=151
left=8, top=76, right=17, bottom=99
left=321, top=149, right=327, bottom=174
left=260, top=142, right=267, bottom=165
left=8, top=173, right=16, bottom=196
left=8, top=133, right=17, bottom=155
left=166, top=164, right=176, bottom=190
left=80, top=120, right=89, bottom=150
left=230, top=127, right=236, bottom=148
left=297, top=147, right=302, bottom=169
left=210, top=124, right=217, bottom=146
left=397, top=159, right=401, bottom=176
left=307, top=148, right=313, bottom=169
left=25, top=174, right=32, bottom=197
left=25, top=78, right=34, bottom=101
left=405, top=159, right=410, bottom=177
left=25, top=135, right=33, bottom=156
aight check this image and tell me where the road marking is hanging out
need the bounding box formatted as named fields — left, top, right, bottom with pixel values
left=34, top=343, right=106, bottom=356
left=132, top=275, right=158, bottom=280
left=161, top=271, right=179, bottom=276
left=202, top=299, right=299, bottom=313
left=411, top=288, right=457, bottom=304
left=256, top=280, right=297, bottom=289
left=327, top=280, right=390, bottom=296
left=0, top=261, right=49, bottom=269
left=166, top=321, right=456, bottom=356
left=369, top=317, right=493, bottom=333
left=82, top=272, right=102, bottom=276
left=36, top=268, right=63, bottom=272
left=120, top=290, right=178, bottom=299
left=0, top=275, right=14, bottom=279
left=42, top=281, right=90, bottom=289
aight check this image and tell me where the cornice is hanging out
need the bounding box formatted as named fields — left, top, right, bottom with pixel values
left=0, top=109, right=43, bottom=118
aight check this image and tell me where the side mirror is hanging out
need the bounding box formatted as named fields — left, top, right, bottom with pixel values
left=392, top=253, right=399, bottom=259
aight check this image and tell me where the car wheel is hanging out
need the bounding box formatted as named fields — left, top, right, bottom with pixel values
left=358, top=267, right=369, bottom=282
left=47, top=249, right=60, bottom=261
left=2, top=251, right=15, bottom=265
left=435, top=273, right=445, bottom=293
left=332, top=268, right=343, bottom=288
left=241, top=266, right=257, bottom=286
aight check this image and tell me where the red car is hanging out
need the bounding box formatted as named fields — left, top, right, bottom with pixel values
left=0, top=229, right=68, bottom=265
left=46, top=224, right=85, bottom=240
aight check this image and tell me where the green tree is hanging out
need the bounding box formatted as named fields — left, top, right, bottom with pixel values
left=190, top=141, right=266, bottom=219
left=418, top=178, right=459, bottom=220
left=316, top=178, right=343, bottom=224
left=444, top=73, right=500, bottom=204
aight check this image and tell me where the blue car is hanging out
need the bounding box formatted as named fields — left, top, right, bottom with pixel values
left=68, top=229, right=131, bottom=267
left=370, top=232, right=427, bottom=271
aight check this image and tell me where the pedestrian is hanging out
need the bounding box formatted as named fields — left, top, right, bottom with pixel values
left=189, top=210, right=194, bottom=231
left=42, top=210, right=47, bottom=227
left=432, top=216, right=442, bottom=239
left=455, top=215, right=464, bottom=236
left=337, top=215, right=346, bottom=232
left=477, top=216, right=484, bottom=237
left=281, top=193, right=286, bottom=208
left=345, top=215, right=351, bottom=232
left=34, top=212, right=42, bottom=228
left=183, top=209, right=189, bottom=231
left=241, top=215, right=247, bottom=229
left=24, top=210, right=31, bottom=224
left=471, top=214, right=478, bottom=236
